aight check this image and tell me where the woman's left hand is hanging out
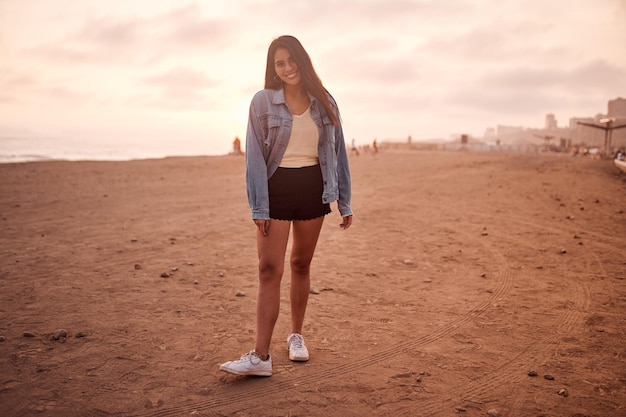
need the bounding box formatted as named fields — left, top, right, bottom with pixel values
left=339, top=215, right=352, bottom=230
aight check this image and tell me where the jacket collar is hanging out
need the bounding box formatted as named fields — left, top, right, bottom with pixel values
left=271, top=88, right=317, bottom=106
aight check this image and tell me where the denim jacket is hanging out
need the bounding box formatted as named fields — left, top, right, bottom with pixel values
left=245, top=88, right=353, bottom=220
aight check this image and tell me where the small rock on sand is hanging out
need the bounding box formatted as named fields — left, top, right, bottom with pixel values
left=53, top=329, right=68, bottom=340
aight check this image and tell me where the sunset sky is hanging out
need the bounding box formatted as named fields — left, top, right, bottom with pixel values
left=1, top=0, right=625, bottom=156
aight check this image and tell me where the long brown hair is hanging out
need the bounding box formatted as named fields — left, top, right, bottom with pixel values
left=264, top=35, right=339, bottom=126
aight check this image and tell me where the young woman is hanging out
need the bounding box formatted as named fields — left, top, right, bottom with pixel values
left=219, top=35, right=353, bottom=376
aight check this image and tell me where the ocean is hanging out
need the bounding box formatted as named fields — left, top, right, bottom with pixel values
left=0, top=135, right=231, bottom=163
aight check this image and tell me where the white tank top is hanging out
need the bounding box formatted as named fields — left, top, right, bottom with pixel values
left=279, top=106, right=319, bottom=168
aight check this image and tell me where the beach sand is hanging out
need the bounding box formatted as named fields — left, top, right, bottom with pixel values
left=1, top=150, right=625, bottom=416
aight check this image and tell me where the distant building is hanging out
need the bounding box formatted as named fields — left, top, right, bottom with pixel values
left=607, top=98, right=626, bottom=151
left=545, top=114, right=557, bottom=130
left=608, top=97, right=626, bottom=119
left=570, top=117, right=601, bottom=147
left=496, top=125, right=524, bottom=136
left=475, top=97, right=625, bottom=153
left=569, top=117, right=593, bottom=129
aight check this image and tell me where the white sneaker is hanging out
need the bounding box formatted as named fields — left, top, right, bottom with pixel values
left=287, top=333, right=309, bottom=362
left=219, top=350, right=272, bottom=376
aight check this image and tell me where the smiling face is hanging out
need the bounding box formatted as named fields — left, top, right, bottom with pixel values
left=274, top=47, right=301, bottom=87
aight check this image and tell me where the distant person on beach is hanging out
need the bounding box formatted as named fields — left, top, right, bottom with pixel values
left=219, top=35, right=353, bottom=377
left=232, top=137, right=243, bottom=155
left=351, top=138, right=360, bottom=156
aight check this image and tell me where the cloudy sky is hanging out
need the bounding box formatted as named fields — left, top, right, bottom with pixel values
left=1, top=0, right=625, bottom=156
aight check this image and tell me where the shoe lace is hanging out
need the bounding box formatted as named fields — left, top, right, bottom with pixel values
left=242, top=350, right=263, bottom=365
left=290, top=334, right=305, bottom=349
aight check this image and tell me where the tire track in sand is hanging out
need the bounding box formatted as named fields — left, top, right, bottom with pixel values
left=126, top=217, right=515, bottom=417
left=129, top=208, right=611, bottom=417
left=396, top=210, right=600, bottom=416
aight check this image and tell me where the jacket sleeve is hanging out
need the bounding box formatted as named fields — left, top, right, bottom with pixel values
left=334, top=111, right=353, bottom=217
left=245, top=97, right=271, bottom=220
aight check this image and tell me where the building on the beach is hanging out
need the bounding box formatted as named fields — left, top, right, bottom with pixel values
left=607, top=98, right=626, bottom=151
left=608, top=97, right=626, bottom=119
left=569, top=117, right=601, bottom=148
left=545, top=114, right=557, bottom=130
left=398, top=98, right=625, bottom=155
left=489, top=99, right=626, bottom=152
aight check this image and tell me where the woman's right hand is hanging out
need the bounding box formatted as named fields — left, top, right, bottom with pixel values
left=254, top=219, right=270, bottom=236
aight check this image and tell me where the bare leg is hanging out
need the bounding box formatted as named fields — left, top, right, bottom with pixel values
left=289, top=216, right=325, bottom=334
left=254, top=219, right=291, bottom=360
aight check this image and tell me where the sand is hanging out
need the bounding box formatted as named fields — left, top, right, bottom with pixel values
left=0, top=150, right=625, bottom=417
